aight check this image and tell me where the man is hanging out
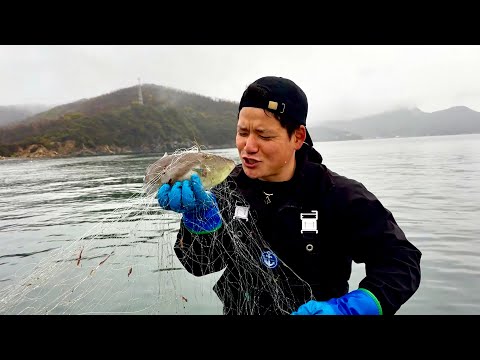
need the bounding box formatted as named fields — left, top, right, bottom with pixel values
left=158, top=76, right=422, bottom=315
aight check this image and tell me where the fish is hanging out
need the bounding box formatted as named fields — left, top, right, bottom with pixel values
left=143, top=150, right=236, bottom=196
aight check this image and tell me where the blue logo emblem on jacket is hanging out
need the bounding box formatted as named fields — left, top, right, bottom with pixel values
left=261, top=250, right=278, bottom=269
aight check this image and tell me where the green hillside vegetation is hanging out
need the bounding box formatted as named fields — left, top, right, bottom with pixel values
left=0, top=84, right=239, bottom=157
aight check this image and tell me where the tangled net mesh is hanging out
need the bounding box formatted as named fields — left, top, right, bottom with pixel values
left=0, top=146, right=312, bottom=315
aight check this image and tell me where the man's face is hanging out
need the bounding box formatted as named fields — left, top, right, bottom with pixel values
left=236, top=107, right=305, bottom=182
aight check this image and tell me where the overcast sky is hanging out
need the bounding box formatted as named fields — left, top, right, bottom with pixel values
left=1, top=45, right=480, bottom=125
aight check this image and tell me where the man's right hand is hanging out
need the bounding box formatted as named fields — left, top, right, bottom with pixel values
left=158, top=173, right=216, bottom=213
left=157, top=173, right=222, bottom=234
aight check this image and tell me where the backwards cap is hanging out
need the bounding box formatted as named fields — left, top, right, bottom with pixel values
left=238, top=76, right=313, bottom=146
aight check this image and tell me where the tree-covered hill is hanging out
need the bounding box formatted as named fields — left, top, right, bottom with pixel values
left=0, top=84, right=239, bottom=157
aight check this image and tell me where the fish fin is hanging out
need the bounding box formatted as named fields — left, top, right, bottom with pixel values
left=162, top=152, right=168, bottom=158
left=192, top=167, right=206, bottom=177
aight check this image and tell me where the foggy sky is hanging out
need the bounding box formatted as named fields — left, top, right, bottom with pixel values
left=1, top=45, right=480, bottom=125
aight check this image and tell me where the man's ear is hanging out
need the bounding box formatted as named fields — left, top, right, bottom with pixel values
left=293, top=125, right=307, bottom=150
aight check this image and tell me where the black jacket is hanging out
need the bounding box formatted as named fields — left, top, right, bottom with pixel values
left=174, top=145, right=422, bottom=315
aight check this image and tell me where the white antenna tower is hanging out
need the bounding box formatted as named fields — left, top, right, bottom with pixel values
left=137, top=77, right=144, bottom=105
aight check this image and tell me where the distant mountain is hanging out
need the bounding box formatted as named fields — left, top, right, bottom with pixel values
left=312, top=106, right=480, bottom=140
left=0, top=104, right=51, bottom=127
left=307, top=126, right=363, bottom=142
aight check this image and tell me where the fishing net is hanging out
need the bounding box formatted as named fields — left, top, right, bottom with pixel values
left=0, top=146, right=312, bottom=315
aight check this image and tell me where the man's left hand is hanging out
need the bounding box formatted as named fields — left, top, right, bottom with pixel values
left=291, top=288, right=382, bottom=315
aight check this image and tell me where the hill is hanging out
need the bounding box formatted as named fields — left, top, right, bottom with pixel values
left=0, top=84, right=238, bottom=157
left=2, top=83, right=480, bottom=158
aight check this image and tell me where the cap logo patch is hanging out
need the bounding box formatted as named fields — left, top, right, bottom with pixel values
left=267, top=101, right=286, bottom=114
left=268, top=101, right=278, bottom=110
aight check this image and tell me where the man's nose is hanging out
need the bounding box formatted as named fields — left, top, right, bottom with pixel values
left=244, top=135, right=258, bottom=153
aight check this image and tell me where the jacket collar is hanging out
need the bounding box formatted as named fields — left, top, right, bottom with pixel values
left=229, top=145, right=333, bottom=210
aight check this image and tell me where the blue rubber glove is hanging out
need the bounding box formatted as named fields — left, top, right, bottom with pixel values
left=291, top=288, right=382, bottom=315
left=157, top=173, right=222, bottom=234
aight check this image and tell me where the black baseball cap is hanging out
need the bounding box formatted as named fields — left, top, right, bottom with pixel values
left=238, top=76, right=314, bottom=146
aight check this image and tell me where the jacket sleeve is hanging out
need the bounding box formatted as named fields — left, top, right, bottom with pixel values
left=173, top=188, right=234, bottom=277
left=341, top=180, right=422, bottom=315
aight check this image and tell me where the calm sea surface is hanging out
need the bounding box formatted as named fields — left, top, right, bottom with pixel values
left=0, top=134, right=479, bottom=315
